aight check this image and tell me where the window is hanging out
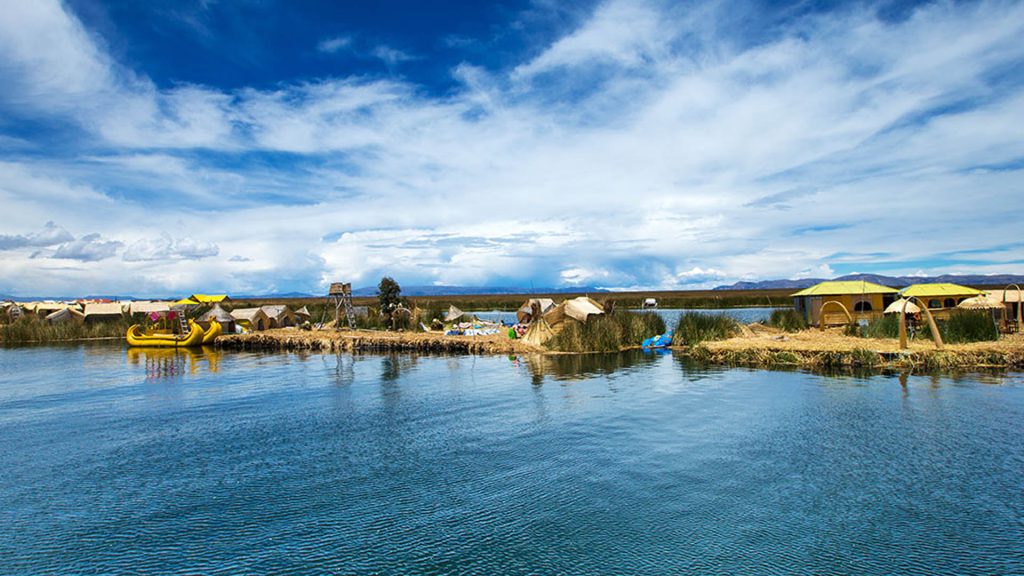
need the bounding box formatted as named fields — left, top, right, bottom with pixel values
left=928, top=299, right=941, bottom=309
left=944, top=298, right=956, bottom=308
left=853, top=301, right=873, bottom=312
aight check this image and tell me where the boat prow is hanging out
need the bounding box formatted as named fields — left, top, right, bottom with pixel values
left=202, top=319, right=222, bottom=344
left=127, top=320, right=205, bottom=348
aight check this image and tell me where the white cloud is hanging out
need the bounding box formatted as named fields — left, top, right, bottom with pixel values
left=0, top=221, right=73, bottom=250
left=0, top=0, right=1023, bottom=295
left=122, top=234, right=220, bottom=262
left=47, top=233, right=123, bottom=262
left=317, top=36, right=352, bottom=54
left=371, top=45, right=415, bottom=66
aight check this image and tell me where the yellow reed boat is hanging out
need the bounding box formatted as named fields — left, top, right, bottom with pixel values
left=126, top=320, right=205, bottom=348
left=201, top=319, right=222, bottom=345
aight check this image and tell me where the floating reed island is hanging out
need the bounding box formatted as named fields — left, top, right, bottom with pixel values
left=217, top=328, right=545, bottom=355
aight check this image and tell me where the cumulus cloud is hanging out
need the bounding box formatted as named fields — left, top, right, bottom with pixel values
left=48, top=233, right=122, bottom=261
left=0, top=221, right=73, bottom=250
left=122, top=235, right=220, bottom=262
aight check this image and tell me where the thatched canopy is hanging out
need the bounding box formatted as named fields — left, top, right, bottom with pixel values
left=957, top=295, right=1005, bottom=310
left=884, top=299, right=921, bottom=315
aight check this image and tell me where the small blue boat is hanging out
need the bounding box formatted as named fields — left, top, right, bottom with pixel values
left=642, top=331, right=673, bottom=349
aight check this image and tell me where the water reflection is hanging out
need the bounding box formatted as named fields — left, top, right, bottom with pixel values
left=522, top=349, right=659, bottom=383
left=125, top=346, right=221, bottom=379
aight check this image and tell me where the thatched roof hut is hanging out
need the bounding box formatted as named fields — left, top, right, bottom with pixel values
left=231, top=308, right=271, bottom=332
left=198, top=304, right=236, bottom=332
left=128, top=301, right=172, bottom=315
left=516, top=298, right=556, bottom=324
left=543, top=297, right=605, bottom=326
left=45, top=307, right=85, bottom=324
left=260, top=305, right=296, bottom=328
left=83, top=302, right=125, bottom=322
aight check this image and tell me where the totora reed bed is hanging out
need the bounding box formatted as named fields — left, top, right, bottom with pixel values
left=215, top=323, right=1024, bottom=373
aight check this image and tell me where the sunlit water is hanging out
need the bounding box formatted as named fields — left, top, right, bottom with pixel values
left=1, top=344, right=1022, bottom=574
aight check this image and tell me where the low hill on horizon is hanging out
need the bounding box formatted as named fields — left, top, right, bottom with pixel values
left=714, top=273, right=1024, bottom=291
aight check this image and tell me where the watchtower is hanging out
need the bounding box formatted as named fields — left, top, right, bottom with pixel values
left=329, top=282, right=356, bottom=330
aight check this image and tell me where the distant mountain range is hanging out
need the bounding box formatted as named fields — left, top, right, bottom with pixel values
left=6, top=275, right=1022, bottom=302
left=350, top=285, right=610, bottom=297
left=714, top=273, right=1024, bottom=291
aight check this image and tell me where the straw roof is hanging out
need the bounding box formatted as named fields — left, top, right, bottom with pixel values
left=792, top=281, right=897, bottom=297
left=957, top=295, right=1005, bottom=310
left=901, top=283, right=983, bottom=298
left=32, top=301, right=71, bottom=314
left=231, top=307, right=269, bottom=322
left=986, top=289, right=1024, bottom=303
left=883, top=298, right=921, bottom=314
left=83, top=302, right=125, bottom=317
left=295, top=306, right=311, bottom=318
left=516, top=298, right=556, bottom=323
left=128, top=301, right=171, bottom=314
left=45, top=307, right=84, bottom=324
left=544, top=297, right=605, bottom=325
left=199, top=304, right=234, bottom=323
left=261, top=305, right=294, bottom=320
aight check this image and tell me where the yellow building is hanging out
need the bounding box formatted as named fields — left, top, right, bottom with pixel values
left=791, top=281, right=898, bottom=327
left=900, top=283, right=984, bottom=318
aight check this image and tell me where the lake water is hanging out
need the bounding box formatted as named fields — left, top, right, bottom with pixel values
left=476, top=307, right=780, bottom=327
left=1, top=344, right=1022, bottom=574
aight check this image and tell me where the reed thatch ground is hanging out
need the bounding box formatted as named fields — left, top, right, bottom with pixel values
left=219, top=327, right=544, bottom=355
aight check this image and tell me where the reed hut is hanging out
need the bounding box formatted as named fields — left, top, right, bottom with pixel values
left=83, top=302, right=125, bottom=323
left=198, top=304, right=236, bottom=333
left=128, top=301, right=171, bottom=316
left=543, top=297, right=605, bottom=326
left=45, top=307, right=85, bottom=324
left=294, top=306, right=312, bottom=324
left=791, top=281, right=898, bottom=327
left=516, top=298, right=556, bottom=323
left=231, top=308, right=271, bottom=332
left=260, top=305, right=296, bottom=328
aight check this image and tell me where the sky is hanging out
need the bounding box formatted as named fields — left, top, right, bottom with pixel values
left=0, top=0, right=1022, bottom=297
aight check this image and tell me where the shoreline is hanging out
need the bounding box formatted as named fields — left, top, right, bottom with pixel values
left=217, top=328, right=1024, bottom=373
left=4, top=328, right=1023, bottom=374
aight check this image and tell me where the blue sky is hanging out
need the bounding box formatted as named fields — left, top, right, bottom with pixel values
left=1, top=0, right=1022, bottom=297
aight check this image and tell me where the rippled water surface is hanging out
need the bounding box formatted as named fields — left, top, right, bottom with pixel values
left=1, top=345, right=1022, bottom=574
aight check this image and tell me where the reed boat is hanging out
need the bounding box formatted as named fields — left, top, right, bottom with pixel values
left=127, top=320, right=205, bottom=348
left=201, top=319, right=222, bottom=345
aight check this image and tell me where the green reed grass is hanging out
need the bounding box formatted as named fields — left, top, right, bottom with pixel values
left=547, top=312, right=666, bottom=353
left=672, top=312, right=740, bottom=346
